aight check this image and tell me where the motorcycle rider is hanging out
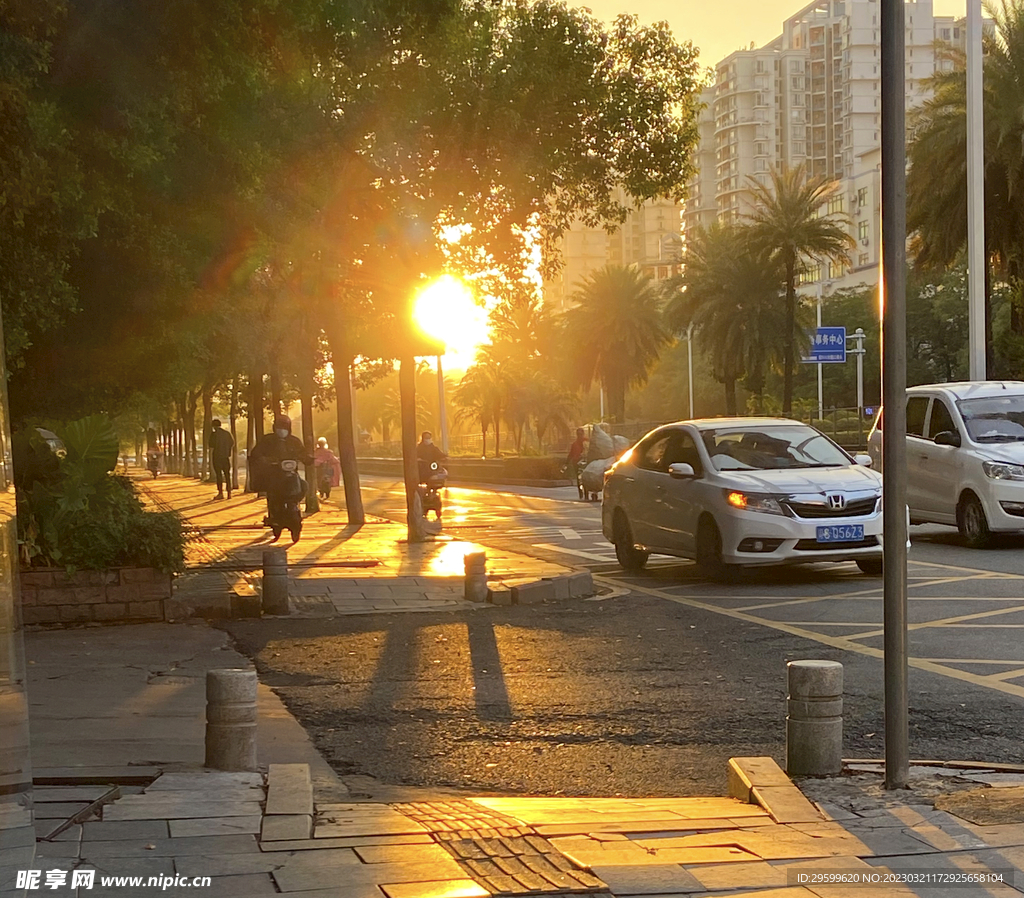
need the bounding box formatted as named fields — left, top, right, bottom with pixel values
left=416, top=431, right=446, bottom=482
left=248, top=415, right=313, bottom=525
left=314, top=437, right=340, bottom=499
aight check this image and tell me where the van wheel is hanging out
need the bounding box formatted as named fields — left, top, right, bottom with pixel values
left=856, top=557, right=883, bottom=576
left=613, top=513, right=649, bottom=573
left=695, top=517, right=728, bottom=579
left=958, top=494, right=991, bottom=548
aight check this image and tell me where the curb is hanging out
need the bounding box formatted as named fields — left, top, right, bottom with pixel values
left=728, top=756, right=825, bottom=824
left=483, top=570, right=595, bottom=606
left=842, top=758, right=1024, bottom=774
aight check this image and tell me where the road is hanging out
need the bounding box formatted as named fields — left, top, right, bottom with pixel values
left=223, top=475, right=1024, bottom=797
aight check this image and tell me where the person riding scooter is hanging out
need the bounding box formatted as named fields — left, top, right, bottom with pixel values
left=314, top=437, right=340, bottom=500
left=416, top=431, right=448, bottom=520
left=249, top=415, right=313, bottom=542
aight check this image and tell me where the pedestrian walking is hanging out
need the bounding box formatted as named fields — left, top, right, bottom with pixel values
left=209, top=419, right=235, bottom=500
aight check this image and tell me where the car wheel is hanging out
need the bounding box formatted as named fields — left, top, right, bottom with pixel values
left=957, top=494, right=991, bottom=548
left=613, top=512, right=649, bottom=573
left=856, top=557, right=883, bottom=576
left=695, top=516, right=728, bottom=580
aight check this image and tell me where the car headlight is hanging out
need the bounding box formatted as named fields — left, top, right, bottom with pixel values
left=724, top=490, right=785, bottom=515
left=982, top=460, right=1024, bottom=481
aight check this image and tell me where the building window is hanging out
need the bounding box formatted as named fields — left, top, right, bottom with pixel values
left=859, top=252, right=870, bottom=266
left=827, top=195, right=844, bottom=215
left=858, top=220, right=870, bottom=240
left=857, top=186, right=869, bottom=208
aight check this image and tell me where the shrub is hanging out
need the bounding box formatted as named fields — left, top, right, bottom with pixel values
left=15, top=417, right=188, bottom=573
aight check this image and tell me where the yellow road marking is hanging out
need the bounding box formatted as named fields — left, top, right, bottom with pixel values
left=597, top=576, right=1024, bottom=701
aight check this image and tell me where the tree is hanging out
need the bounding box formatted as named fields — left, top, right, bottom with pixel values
left=667, top=223, right=789, bottom=414
left=562, top=265, right=672, bottom=423
left=745, top=165, right=854, bottom=416
left=907, top=0, right=1024, bottom=373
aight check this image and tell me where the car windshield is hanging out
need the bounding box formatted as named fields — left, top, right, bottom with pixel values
left=957, top=395, right=1024, bottom=442
left=702, top=425, right=851, bottom=471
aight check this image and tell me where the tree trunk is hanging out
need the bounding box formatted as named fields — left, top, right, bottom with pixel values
left=330, top=353, right=365, bottom=524
left=494, top=405, right=501, bottom=458
left=245, top=377, right=256, bottom=493
left=177, top=397, right=191, bottom=476
left=382, top=421, right=390, bottom=444
left=229, top=378, right=240, bottom=490
left=480, top=423, right=487, bottom=458
left=607, top=375, right=626, bottom=424
left=400, top=356, right=425, bottom=542
left=299, top=358, right=319, bottom=514
left=270, top=367, right=283, bottom=417
left=201, top=383, right=214, bottom=482
left=187, top=389, right=200, bottom=478
left=783, top=259, right=796, bottom=416
left=251, top=373, right=264, bottom=439
left=724, top=376, right=737, bottom=416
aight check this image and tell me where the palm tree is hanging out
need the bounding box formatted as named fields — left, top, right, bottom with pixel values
left=745, top=165, right=854, bottom=415
left=907, top=0, right=1024, bottom=353
left=452, top=349, right=508, bottom=456
left=562, top=264, right=672, bottom=423
left=666, top=223, right=790, bottom=414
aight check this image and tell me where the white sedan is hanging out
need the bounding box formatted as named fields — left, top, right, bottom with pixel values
left=601, top=418, right=885, bottom=576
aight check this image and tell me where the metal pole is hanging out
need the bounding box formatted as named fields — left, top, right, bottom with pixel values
left=687, top=324, right=695, bottom=418
left=881, top=0, right=909, bottom=791
left=437, top=355, right=449, bottom=454
left=854, top=328, right=865, bottom=414
left=817, top=283, right=824, bottom=421
left=967, top=0, right=986, bottom=380
left=600, top=386, right=605, bottom=421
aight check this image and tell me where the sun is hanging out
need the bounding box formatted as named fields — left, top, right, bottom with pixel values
left=413, top=275, right=489, bottom=368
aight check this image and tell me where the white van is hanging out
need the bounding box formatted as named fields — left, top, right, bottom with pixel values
left=867, top=381, right=1024, bottom=546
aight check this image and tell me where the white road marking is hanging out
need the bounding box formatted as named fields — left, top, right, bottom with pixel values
left=534, top=543, right=617, bottom=562
left=559, top=528, right=582, bottom=540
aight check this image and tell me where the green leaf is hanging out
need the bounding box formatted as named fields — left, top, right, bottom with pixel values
left=59, top=415, right=119, bottom=484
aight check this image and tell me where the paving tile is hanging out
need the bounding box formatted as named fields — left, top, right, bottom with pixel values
left=79, top=834, right=259, bottom=857
left=261, top=814, right=313, bottom=841
left=146, top=773, right=262, bottom=793
left=276, top=848, right=364, bottom=868
left=174, top=853, right=288, bottom=876
left=34, top=839, right=82, bottom=858
left=168, top=816, right=262, bottom=837
left=266, top=764, right=314, bottom=816
left=751, top=786, right=824, bottom=825
left=261, top=888, right=385, bottom=898
left=104, top=798, right=262, bottom=820
left=589, top=863, right=700, bottom=895
left=274, top=859, right=467, bottom=893
left=354, top=844, right=461, bottom=866
left=85, top=855, right=176, bottom=877
left=314, top=819, right=427, bottom=838
left=33, top=801, right=95, bottom=819
left=139, top=787, right=265, bottom=802
left=379, top=880, right=488, bottom=898
left=34, top=787, right=117, bottom=802
left=260, top=834, right=435, bottom=852
left=190, top=872, right=280, bottom=896
left=552, top=837, right=757, bottom=869
left=33, top=822, right=82, bottom=842
left=83, top=820, right=170, bottom=842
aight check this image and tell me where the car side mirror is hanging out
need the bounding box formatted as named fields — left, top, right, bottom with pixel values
left=668, top=463, right=696, bottom=479
left=934, top=431, right=961, bottom=448
left=853, top=454, right=873, bottom=467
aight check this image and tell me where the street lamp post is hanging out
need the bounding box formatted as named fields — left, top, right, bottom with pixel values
left=967, top=0, right=986, bottom=380
left=436, top=355, right=449, bottom=454
left=687, top=324, right=695, bottom=419
left=816, top=283, right=824, bottom=421
left=850, top=328, right=866, bottom=414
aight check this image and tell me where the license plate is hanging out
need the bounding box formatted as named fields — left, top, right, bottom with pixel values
left=816, top=524, right=864, bottom=542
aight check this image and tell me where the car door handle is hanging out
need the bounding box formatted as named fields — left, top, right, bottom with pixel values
left=624, top=476, right=635, bottom=483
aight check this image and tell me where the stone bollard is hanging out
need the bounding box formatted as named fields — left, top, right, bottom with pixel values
left=786, top=660, right=843, bottom=776
left=464, top=551, right=488, bottom=602
left=262, top=546, right=289, bottom=615
left=205, top=669, right=258, bottom=771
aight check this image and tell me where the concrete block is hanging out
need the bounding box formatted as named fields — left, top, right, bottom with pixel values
left=20, top=571, right=54, bottom=588
left=261, top=814, right=313, bottom=841
left=104, top=584, right=141, bottom=603
left=23, top=606, right=60, bottom=624
left=511, top=579, right=553, bottom=605
left=127, top=600, right=163, bottom=620
left=120, top=567, right=158, bottom=583
left=545, top=577, right=570, bottom=600
left=266, top=763, right=313, bottom=816
left=138, top=580, right=173, bottom=600
left=232, top=593, right=262, bottom=618
left=487, top=587, right=513, bottom=606
left=567, top=571, right=595, bottom=597
left=58, top=604, right=93, bottom=622
left=786, top=660, right=843, bottom=777
left=19, top=586, right=36, bottom=606
left=72, top=586, right=106, bottom=604
left=93, top=603, right=129, bottom=622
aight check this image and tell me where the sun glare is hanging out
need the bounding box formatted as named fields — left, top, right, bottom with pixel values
left=414, top=275, right=489, bottom=369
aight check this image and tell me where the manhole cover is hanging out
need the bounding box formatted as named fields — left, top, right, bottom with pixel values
left=934, top=786, right=1024, bottom=825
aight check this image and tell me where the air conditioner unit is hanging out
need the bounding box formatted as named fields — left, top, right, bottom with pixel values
left=861, top=238, right=870, bottom=246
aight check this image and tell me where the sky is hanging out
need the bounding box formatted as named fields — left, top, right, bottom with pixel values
left=573, top=0, right=968, bottom=71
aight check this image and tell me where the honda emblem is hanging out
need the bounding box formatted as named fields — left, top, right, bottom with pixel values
left=827, top=493, right=847, bottom=511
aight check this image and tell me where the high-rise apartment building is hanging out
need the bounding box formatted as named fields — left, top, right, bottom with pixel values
left=684, top=0, right=968, bottom=291
left=543, top=190, right=684, bottom=312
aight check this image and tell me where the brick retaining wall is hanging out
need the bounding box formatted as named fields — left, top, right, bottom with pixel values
left=19, top=568, right=172, bottom=624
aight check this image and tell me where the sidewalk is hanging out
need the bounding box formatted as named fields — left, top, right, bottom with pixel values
left=134, top=473, right=581, bottom=619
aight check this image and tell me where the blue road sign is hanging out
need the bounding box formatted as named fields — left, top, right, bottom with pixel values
left=803, top=326, right=846, bottom=363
